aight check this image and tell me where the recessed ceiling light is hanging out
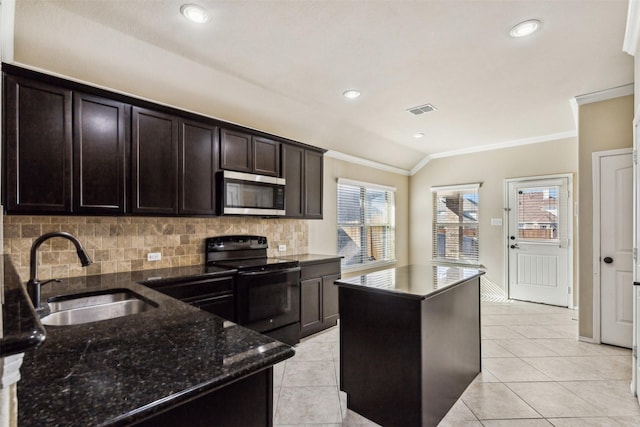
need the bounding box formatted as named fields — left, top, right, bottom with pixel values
left=181, top=4, right=209, bottom=24
left=413, top=133, right=425, bottom=139
left=509, top=19, right=541, bottom=38
left=343, top=90, right=361, bottom=99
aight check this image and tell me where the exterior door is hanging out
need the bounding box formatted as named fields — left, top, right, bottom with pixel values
left=599, top=152, right=633, bottom=348
left=507, top=176, right=572, bottom=307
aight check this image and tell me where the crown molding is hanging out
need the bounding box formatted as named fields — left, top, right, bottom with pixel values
left=624, top=0, right=640, bottom=55
left=332, top=130, right=578, bottom=177
left=574, top=84, right=634, bottom=105
left=324, top=151, right=410, bottom=176
left=428, top=130, right=577, bottom=160
left=409, top=156, right=432, bottom=176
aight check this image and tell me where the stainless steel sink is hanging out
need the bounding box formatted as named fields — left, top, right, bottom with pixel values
left=40, top=289, right=158, bottom=326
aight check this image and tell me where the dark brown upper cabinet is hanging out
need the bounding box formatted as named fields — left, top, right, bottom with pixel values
left=179, top=120, right=219, bottom=215
left=3, top=65, right=324, bottom=219
left=220, top=128, right=279, bottom=176
left=131, top=106, right=179, bottom=215
left=4, top=75, right=73, bottom=214
left=253, top=136, right=280, bottom=176
left=73, top=93, right=129, bottom=214
left=281, top=144, right=324, bottom=219
left=281, top=144, right=305, bottom=217
left=304, top=149, right=323, bottom=219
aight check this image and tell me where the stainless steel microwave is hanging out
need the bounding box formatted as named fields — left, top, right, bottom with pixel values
left=219, top=170, right=286, bottom=216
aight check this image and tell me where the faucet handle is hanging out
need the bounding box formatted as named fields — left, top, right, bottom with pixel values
left=40, top=278, right=62, bottom=286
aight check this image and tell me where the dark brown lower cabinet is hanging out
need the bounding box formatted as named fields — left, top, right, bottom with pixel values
left=300, top=260, right=341, bottom=338
left=338, top=276, right=481, bottom=427
left=135, top=368, right=273, bottom=427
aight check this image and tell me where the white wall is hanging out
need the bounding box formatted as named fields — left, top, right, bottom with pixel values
left=308, top=156, right=409, bottom=276
left=409, top=137, right=578, bottom=293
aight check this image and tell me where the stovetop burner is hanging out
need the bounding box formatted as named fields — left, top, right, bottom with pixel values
left=205, top=235, right=299, bottom=271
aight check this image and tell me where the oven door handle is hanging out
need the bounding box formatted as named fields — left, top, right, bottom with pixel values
left=237, top=266, right=301, bottom=277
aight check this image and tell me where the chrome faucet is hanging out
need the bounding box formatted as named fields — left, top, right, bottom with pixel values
left=27, top=232, right=93, bottom=314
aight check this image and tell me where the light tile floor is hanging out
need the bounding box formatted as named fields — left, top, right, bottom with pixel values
left=273, top=299, right=640, bottom=426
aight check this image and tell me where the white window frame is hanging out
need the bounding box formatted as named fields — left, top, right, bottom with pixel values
left=431, top=183, right=481, bottom=266
left=337, top=178, right=396, bottom=273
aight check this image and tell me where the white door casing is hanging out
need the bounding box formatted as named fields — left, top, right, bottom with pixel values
left=594, top=150, right=633, bottom=349
left=506, top=175, right=573, bottom=307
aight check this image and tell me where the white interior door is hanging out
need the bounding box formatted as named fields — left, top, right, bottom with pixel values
left=599, top=152, right=633, bottom=348
left=507, top=176, right=572, bottom=307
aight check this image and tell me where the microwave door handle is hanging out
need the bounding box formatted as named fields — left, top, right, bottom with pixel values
left=237, top=267, right=301, bottom=277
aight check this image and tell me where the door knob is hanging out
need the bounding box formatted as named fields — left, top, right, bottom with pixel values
left=603, top=256, right=613, bottom=264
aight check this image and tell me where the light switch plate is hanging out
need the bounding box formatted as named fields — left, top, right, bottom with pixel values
left=491, top=218, right=503, bottom=226
left=147, top=252, right=161, bottom=261
left=278, top=244, right=286, bottom=252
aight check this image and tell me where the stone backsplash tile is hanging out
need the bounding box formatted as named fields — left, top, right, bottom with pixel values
left=3, top=215, right=309, bottom=282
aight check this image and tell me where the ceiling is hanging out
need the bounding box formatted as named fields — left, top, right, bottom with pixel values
left=10, top=0, right=634, bottom=173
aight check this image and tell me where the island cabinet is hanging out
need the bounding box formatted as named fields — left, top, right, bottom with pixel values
left=336, top=265, right=483, bottom=427
left=220, top=128, right=280, bottom=176
left=281, top=144, right=324, bottom=219
left=131, top=106, right=179, bottom=214
left=4, top=75, right=73, bottom=213
left=299, top=257, right=341, bottom=338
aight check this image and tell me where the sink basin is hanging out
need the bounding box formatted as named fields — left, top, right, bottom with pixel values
left=41, top=289, right=158, bottom=326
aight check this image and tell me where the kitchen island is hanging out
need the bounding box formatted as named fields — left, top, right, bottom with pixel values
left=0, top=256, right=294, bottom=426
left=336, top=264, right=483, bottom=427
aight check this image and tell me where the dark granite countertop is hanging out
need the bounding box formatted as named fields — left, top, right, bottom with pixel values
left=0, top=255, right=46, bottom=357
left=283, top=254, right=342, bottom=266
left=2, top=259, right=294, bottom=426
left=335, top=264, right=484, bottom=300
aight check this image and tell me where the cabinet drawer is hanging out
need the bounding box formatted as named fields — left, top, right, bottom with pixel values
left=300, top=261, right=341, bottom=281
left=154, top=277, right=234, bottom=300
left=191, top=294, right=235, bottom=321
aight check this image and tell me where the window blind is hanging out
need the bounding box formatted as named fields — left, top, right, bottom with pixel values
left=432, top=184, right=479, bottom=264
left=337, top=179, right=395, bottom=269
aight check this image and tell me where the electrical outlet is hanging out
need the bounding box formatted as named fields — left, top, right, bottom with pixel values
left=278, top=244, right=286, bottom=252
left=147, top=252, right=161, bottom=262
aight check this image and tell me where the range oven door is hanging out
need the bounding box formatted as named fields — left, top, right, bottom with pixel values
left=235, top=266, right=301, bottom=333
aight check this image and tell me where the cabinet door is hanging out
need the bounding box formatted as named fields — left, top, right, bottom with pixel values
left=73, top=93, right=129, bottom=214
left=131, top=107, right=179, bottom=214
left=5, top=75, right=72, bottom=213
left=300, top=278, right=322, bottom=336
left=304, top=150, right=324, bottom=219
left=253, top=136, right=279, bottom=176
left=220, top=128, right=252, bottom=172
left=179, top=120, right=218, bottom=215
left=281, top=144, right=304, bottom=217
left=322, top=273, right=341, bottom=324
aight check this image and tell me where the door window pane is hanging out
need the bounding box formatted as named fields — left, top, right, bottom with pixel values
left=517, top=186, right=559, bottom=241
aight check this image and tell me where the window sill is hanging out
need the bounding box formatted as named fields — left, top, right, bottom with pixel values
left=341, top=260, right=397, bottom=275
left=431, top=259, right=485, bottom=269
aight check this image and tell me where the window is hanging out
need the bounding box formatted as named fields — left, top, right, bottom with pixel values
left=432, top=183, right=480, bottom=265
left=516, top=186, right=559, bottom=241
left=337, top=178, right=395, bottom=270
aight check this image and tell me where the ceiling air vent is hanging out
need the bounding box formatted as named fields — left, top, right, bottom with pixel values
left=406, top=103, right=437, bottom=116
